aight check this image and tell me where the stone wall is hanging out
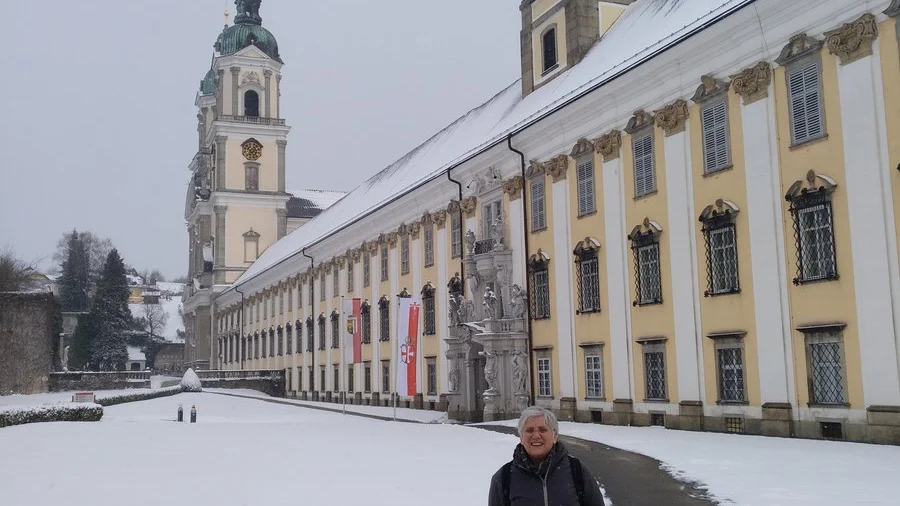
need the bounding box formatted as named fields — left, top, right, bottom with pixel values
left=0, top=293, right=58, bottom=395
left=154, top=343, right=185, bottom=373
left=48, top=371, right=151, bottom=392
left=200, top=376, right=285, bottom=397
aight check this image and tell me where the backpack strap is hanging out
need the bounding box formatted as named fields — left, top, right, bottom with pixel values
left=568, top=456, right=586, bottom=506
left=500, top=462, right=513, bottom=506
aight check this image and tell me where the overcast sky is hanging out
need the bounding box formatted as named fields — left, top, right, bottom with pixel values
left=0, top=0, right=520, bottom=280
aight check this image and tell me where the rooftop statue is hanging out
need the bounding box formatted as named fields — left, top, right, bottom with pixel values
left=234, top=0, right=262, bottom=25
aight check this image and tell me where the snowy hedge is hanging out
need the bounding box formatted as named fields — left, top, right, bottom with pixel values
left=96, top=386, right=182, bottom=406
left=180, top=368, right=202, bottom=392
left=0, top=403, right=103, bottom=428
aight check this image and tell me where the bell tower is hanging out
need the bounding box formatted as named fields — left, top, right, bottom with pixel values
left=183, top=0, right=290, bottom=369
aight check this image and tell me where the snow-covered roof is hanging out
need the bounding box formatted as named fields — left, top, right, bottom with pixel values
left=286, top=189, right=348, bottom=219
left=156, top=282, right=184, bottom=295
left=234, top=0, right=753, bottom=287
left=128, top=296, right=185, bottom=343
left=126, top=346, right=146, bottom=362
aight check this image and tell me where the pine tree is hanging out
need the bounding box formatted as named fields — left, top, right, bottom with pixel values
left=58, top=230, right=90, bottom=311
left=88, top=249, right=131, bottom=370
left=69, top=312, right=98, bottom=370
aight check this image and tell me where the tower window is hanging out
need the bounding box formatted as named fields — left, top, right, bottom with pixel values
left=244, top=90, right=259, bottom=117
left=542, top=27, right=558, bottom=74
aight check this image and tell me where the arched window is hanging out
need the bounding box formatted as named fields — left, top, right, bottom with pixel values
left=244, top=90, right=260, bottom=117
left=542, top=27, right=558, bottom=73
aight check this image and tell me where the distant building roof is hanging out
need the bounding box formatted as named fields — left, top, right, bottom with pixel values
left=286, top=189, right=347, bottom=219
left=127, top=346, right=146, bottom=362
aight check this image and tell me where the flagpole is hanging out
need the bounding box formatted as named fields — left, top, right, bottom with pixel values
left=393, top=391, right=397, bottom=421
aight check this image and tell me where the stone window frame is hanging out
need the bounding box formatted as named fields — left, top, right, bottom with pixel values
left=700, top=98, right=732, bottom=174
left=707, top=331, right=748, bottom=404
left=244, top=161, right=260, bottom=191
left=426, top=356, right=437, bottom=395
left=575, top=154, right=597, bottom=217
left=319, top=365, right=326, bottom=392
left=400, top=234, right=410, bottom=275
left=378, top=296, right=391, bottom=342
left=421, top=283, right=436, bottom=336
left=332, top=364, right=340, bottom=393
left=579, top=343, right=605, bottom=400
left=317, top=313, right=326, bottom=351
left=363, top=252, right=371, bottom=287
left=380, top=243, right=390, bottom=282
left=573, top=237, right=601, bottom=314
left=699, top=200, right=741, bottom=296
left=269, top=327, right=275, bottom=358
left=423, top=225, right=435, bottom=267
left=798, top=323, right=848, bottom=407
left=540, top=24, right=559, bottom=75
left=536, top=348, right=554, bottom=398
left=347, top=259, right=355, bottom=293
left=450, top=210, right=462, bottom=258
left=320, top=272, right=326, bottom=301
left=785, top=171, right=838, bottom=285
left=361, top=300, right=372, bottom=344
left=631, top=130, right=656, bottom=198
left=276, top=325, right=284, bottom=356
left=628, top=220, right=664, bottom=306
left=529, top=174, right=547, bottom=232
left=294, top=319, right=303, bottom=353
left=347, top=364, right=355, bottom=393
left=381, top=359, right=391, bottom=394
left=638, top=337, right=668, bottom=402
left=363, top=361, right=372, bottom=393
left=285, top=323, right=292, bottom=355
left=330, top=309, right=340, bottom=349
left=243, top=230, right=260, bottom=263
left=242, top=89, right=261, bottom=118
left=776, top=35, right=827, bottom=147
left=528, top=250, right=551, bottom=320
left=305, top=317, right=314, bottom=352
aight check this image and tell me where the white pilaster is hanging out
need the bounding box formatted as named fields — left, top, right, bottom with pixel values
left=837, top=45, right=900, bottom=406
left=437, top=228, right=449, bottom=393
left=412, top=235, right=423, bottom=393
left=390, top=244, right=400, bottom=395
left=601, top=157, right=634, bottom=400
left=551, top=177, right=576, bottom=398
left=371, top=261, right=381, bottom=394
left=663, top=126, right=704, bottom=402
left=742, top=91, right=795, bottom=405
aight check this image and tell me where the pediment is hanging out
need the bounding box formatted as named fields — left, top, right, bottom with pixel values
left=233, top=45, right=270, bottom=60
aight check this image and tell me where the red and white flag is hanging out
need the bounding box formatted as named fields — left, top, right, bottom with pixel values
left=342, top=298, right=362, bottom=364
left=395, top=297, right=420, bottom=396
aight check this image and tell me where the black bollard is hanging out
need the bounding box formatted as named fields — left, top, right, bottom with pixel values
left=190, top=405, right=197, bottom=423
left=177, top=404, right=183, bottom=422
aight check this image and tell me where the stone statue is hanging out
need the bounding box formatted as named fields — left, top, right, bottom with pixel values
left=465, top=229, right=476, bottom=254
left=448, top=293, right=462, bottom=326
left=483, top=287, right=499, bottom=320
left=510, top=284, right=527, bottom=319
left=460, top=298, right=476, bottom=323
left=447, top=272, right=463, bottom=295
left=234, top=0, right=262, bottom=24
left=511, top=349, right=527, bottom=394
left=483, top=349, right=499, bottom=392
left=61, top=345, right=70, bottom=372
left=447, top=353, right=460, bottom=392
left=490, top=217, right=504, bottom=248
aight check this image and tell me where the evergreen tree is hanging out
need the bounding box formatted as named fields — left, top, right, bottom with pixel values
left=58, top=230, right=90, bottom=311
left=88, top=249, right=131, bottom=370
left=69, top=312, right=98, bottom=370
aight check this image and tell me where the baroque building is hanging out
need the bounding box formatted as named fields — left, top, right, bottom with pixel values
left=203, top=0, right=900, bottom=444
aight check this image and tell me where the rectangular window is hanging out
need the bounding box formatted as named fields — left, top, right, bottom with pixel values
left=424, top=227, right=434, bottom=267
left=701, top=100, right=730, bottom=173
left=483, top=200, right=502, bottom=243
left=379, top=303, right=390, bottom=341
left=333, top=365, right=339, bottom=392
left=309, top=368, right=315, bottom=392
left=530, top=178, right=546, bottom=231
left=245, top=165, right=259, bottom=190
left=295, top=325, right=302, bottom=353
left=636, top=243, right=662, bottom=305
left=584, top=346, right=603, bottom=399
left=269, top=331, right=275, bottom=357
left=577, top=257, right=600, bottom=313
left=401, top=235, right=410, bottom=275
left=318, top=318, right=326, bottom=350
left=331, top=315, right=339, bottom=349
left=717, top=345, right=745, bottom=402
left=364, top=361, right=372, bottom=392
left=320, top=366, right=326, bottom=391
left=347, top=365, right=354, bottom=393
left=796, top=202, right=836, bottom=282
left=451, top=211, right=462, bottom=258
left=537, top=354, right=552, bottom=397
left=530, top=268, right=551, bottom=319
left=426, top=356, right=437, bottom=395
left=542, top=28, right=557, bottom=72
left=806, top=329, right=846, bottom=405
left=298, top=283, right=303, bottom=308
left=632, top=133, right=656, bottom=197
left=788, top=61, right=824, bottom=145
left=642, top=343, right=667, bottom=400
left=261, top=332, right=267, bottom=357
left=347, top=261, right=354, bottom=292
left=306, top=320, right=314, bottom=352
left=287, top=288, right=293, bottom=311
left=333, top=270, right=339, bottom=296
left=262, top=296, right=267, bottom=319
left=381, top=244, right=389, bottom=281
left=277, top=329, right=283, bottom=356
left=361, top=305, right=371, bottom=344
left=381, top=360, right=391, bottom=394
left=363, top=254, right=371, bottom=287
left=703, top=223, right=739, bottom=295
left=423, top=294, right=436, bottom=335
left=320, top=273, right=326, bottom=301
left=576, top=158, right=596, bottom=216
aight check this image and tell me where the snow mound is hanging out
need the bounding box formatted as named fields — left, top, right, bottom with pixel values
left=180, top=368, right=202, bottom=392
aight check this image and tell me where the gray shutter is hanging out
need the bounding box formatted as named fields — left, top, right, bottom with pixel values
left=633, top=134, right=655, bottom=196
left=789, top=62, right=822, bottom=143
left=702, top=101, right=729, bottom=172
left=576, top=159, right=595, bottom=215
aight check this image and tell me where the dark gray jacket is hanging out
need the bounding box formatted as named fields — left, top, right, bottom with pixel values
left=488, top=442, right=605, bottom=506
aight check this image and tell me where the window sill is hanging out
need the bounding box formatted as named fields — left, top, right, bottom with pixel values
left=633, top=190, right=659, bottom=201
left=584, top=397, right=606, bottom=402
left=705, top=288, right=741, bottom=297
left=540, top=63, right=559, bottom=77
left=531, top=226, right=548, bottom=234
left=576, top=309, right=601, bottom=315
left=537, top=396, right=555, bottom=400
left=531, top=315, right=552, bottom=321
left=793, top=274, right=839, bottom=286
left=702, top=164, right=734, bottom=177
left=577, top=210, right=597, bottom=220
left=633, top=300, right=663, bottom=307
left=643, top=398, right=670, bottom=403
left=790, top=134, right=829, bottom=150
left=716, top=400, right=749, bottom=406
left=807, top=402, right=850, bottom=409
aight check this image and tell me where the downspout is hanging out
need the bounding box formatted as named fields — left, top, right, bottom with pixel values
left=302, top=247, right=315, bottom=393
left=446, top=170, right=465, bottom=282
left=235, top=285, right=245, bottom=370
left=507, top=133, right=536, bottom=406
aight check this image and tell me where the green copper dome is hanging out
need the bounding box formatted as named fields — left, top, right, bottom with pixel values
left=200, top=68, right=218, bottom=95
left=214, top=23, right=282, bottom=62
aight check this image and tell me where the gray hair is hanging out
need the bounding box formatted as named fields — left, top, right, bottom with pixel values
left=517, top=406, right=559, bottom=436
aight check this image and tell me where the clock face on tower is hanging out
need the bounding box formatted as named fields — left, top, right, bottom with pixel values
left=241, top=139, right=263, bottom=161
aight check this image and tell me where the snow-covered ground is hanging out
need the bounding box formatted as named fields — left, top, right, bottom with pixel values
left=1, top=390, right=899, bottom=506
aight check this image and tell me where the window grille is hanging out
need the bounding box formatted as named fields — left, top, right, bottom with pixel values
left=424, top=227, right=434, bottom=267
left=717, top=348, right=745, bottom=402
left=277, top=327, right=283, bottom=356
left=806, top=330, right=845, bottom=404
left=701, top=100, right=730, bottom=173
left=364, top=362, right=372, bottom=392
left=643, top=349, right=666, bottom=400
left=381, top=360, right=390, bottom=393
left=401, top=235, right=410, bottom=275
left=320, top=273, right=326, bottom=301
left=306, top=318, right=314, bottom=352
left=422, top=284, right=436, bottom=335
left=426, top=357, right=437, bottom=395
left=320, top=366, right=325, bottom=391
left=333, top=366, right=339, bottom=392
left=379, top=297, right=390, bottom=341
left=347, top=366, right=354, bottom=393
left=261, top=332, right=267, bottom=357
left=530, top=269, right=550, bottom=319
left=537, top=357, right=552, bottom=397
left=269, top=329, right=275, bottom=357
left=700, top=209, right=740, bottom=296
left=308, top=368, right=314, bottom=392
left=584, top=349, right=603, bottom=399
left=724, top=417, right=744, bottom=434
left=632, top=133, right=656, bottom=197
left=331, top=311, right=340, bottom=348
left=576, top=158, right=596, bottom=216
left=361, top=302, right=371, bottom=344
left=633, top=243, right=661, bottom=305
left=333, top=269, right=339, bottom=295
left=788, top=190, right=837, bottom=284
left=576, top=256, right=600, bottom=313
left=788, top=61, right=824, bottom=144
left=318, top=315, right=326, bottom=350
left=531, top=178, right=546, bottom=231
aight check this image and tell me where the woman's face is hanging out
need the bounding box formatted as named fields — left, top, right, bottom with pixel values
left=519, top=415, right=558, bottom=462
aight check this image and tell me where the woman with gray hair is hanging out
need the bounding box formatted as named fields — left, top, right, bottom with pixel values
left=487, top=406, right=605, bottom=505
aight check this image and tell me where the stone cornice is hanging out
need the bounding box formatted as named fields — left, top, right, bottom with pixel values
left=886, top=0, right=900, bottom=17
left=433, top=210, right=447, bottom=228
left=593, top=130, right=622, bottom=162
left=825, top=13, right=878, bottom=65
left=729, top=61, right=771, bottom=105
left=408, top=222, right=421, bottom=239
left=386, top=232, right=398, bottom=247
left=525, top=159, right=545, bottom=179
left=775, top=33, right=824, bottom=66
left=653, top=99, right=690, bottom=137
left=503, top=176, right=524, bottom=200
left=624, top=110, right=654, bottom=134
left=690, top=75, right=730, bottom=104
left=545, top=154, right=570, bottom=182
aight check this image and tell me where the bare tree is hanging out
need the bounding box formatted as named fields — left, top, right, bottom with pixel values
left=52, top=230, right=114, bottom=282
left=137, top=302, right=169, bottom=340
left=0, top=247, right=35, bottom=292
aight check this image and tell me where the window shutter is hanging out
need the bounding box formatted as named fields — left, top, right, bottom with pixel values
left=702, top=101, right=729, bottom=172
left=789, top=62, right=822, bottom=143
left=576, top=159, right=595, bottom=216
left=802, top=63, right=823, bottom=139
left=633, top=134, right=655, bottom=196
left=531, top=178, right=546, bottom=230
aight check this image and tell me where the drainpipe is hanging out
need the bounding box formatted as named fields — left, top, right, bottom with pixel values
left=446, top=170, right=465, bottom=282
left=302, top=248, right=315, bottom=393
left=235, top=285, right=245, bottom=370
left=507, top=133, right=536, bottom=406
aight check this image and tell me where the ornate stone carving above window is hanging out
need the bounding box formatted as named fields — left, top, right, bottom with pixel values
left=467, top=166, right=503, bottom=196
left=825, top=13, right=878, bottom=65
left=628, top=217, right=663, bottom=243
left=785, top=170, right=838, bottom=200
left=397, top=223, right=409, bottom=236
left=334, top=256, right=346, bottom=268
left=408, top=222, right=421, bottom=239
left=525, top=159, right=545, bottom=178
left=386, top=232, right=398, bottom=247
left=432, top=210, right=447, bottom=228
left=421, top=212, right=433, bottom=225
left=654, top=99, right=690, bottom=137
left=348, top=248, right=361, bottom=262
left=421, top=282, right=435, bottom=298
left=593, top=130, right=622, bottom=162
left=775, top=33, right=824, bottom=66
left=573, top=237, right=601, bottom=258
left=397, top=287, right=411, bottom=298
left=624, top=110, right=654, bottom=134
left=503, top=176, right=524, bottom=200
left=570, top=138, right=595, bottom=159
left=699, top=199, right=740, bottom=223
left=241, top=71, right=261, bottom=86
left=365, top=240, right=379, bottom=254
left=459, top=196, right=477, bottom=217
left=299, top=273, right=308, bottom=284
left=690, top=75, right=730, bottom=104
left=729, top=61, right=772, bottom=105
left=378, top=295, right=390, bottom=310
left=324, top=261, right=333, bottom=274
left=527, top=248, right=551, bottom=270
left=545, top=154, right=570, bottom=182
left=886, top=0, right=900, bottom=17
